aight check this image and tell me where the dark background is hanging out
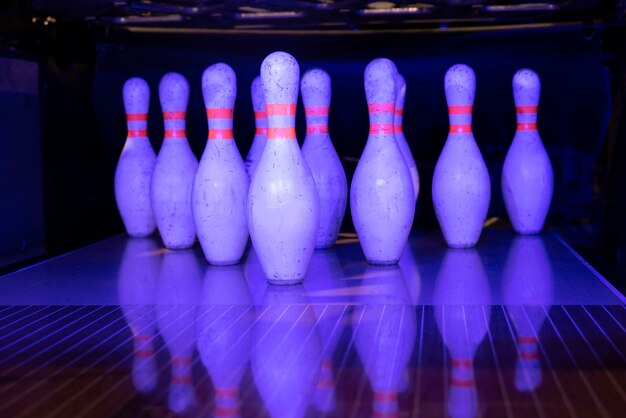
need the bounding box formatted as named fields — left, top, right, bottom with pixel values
left=1, top=0, right=626, bottom=292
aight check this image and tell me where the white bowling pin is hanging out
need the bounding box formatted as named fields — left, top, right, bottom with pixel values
left=351, top=58, right=415, bottom=265
left=394, top=73, right=420, bottom=202
left=114, top=77, right=157, bottom=237
left=252, top=285, right=322, bottom=418
left=117, top=237, right=161, bottom=394
left=502, top=69, right=554, bottom=234
left=352, top=265, right=416, bottom=417
left=196, top=265, right=253, bottom=418
left=155, top=249, right=202, bottom=414
left=432, top=64, right=491, bottom=248
left=503, top=236, right=554, bottom=392
left=433, top=249, right=491, bottom=418
left=301, top=68, right=348, bottom=249
left=192, top=63, right=249, bottom=265
left=151, top=72, right=198, bottom=250
left=245, top=76, right=267, bottom=177
left=247, top=51, right=320, bottom=285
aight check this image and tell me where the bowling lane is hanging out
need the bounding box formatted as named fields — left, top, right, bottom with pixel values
left=0, top=229, right=624, bottom=417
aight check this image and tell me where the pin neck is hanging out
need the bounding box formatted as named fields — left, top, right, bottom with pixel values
left=448, top=105, right=473, bottom=133
left=368, top=102, right=395, bottom=137
left=394, top=108, right=403, bottom=133
left=304, top=106, right=329, bottom=136
left=126, top=113, right=148, bottom=137
left=254, top=110, right=268, bottom=128
left=266, top=103, right=297, bottom=140
left=515, top=105, right=538, bottom=130
left=163, top=110, right=186, bottom=135
left=206, top=107, right=234, bottom=140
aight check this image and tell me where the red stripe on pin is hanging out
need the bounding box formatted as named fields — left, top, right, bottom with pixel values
left=164, top=129, right=186, bottom=139
left=368, top=102, right=395, bottom=114
left=215, top=388, right=239, bottom=398
left=370, top=124, right=394, bottom=135
left=448, top=105, right=473, bottom=115
left=254, top=111, right=267, bottom=119
left=171, top=375, right=192, bottom=385
left=208, top=129, right=234, bottom=140
left=452, top=358, right=473, bottom=368
left=306, top=125, right=329, bottom=134
left=268, top=127, right=297, bottom=140
left=516, top=105, right=538, bottom=114
left=451, top=378, right=475, bottom=388
left=128, top=129, right=148, bottom=138
left=266, top=103, right=296, bottom=116
left=163, top=110, right=186, bottom=120
left=520, top=351, right=540, bottom=361
left=518, top=335, right=538, bottom=344
left=517, top=122, right=537, bottom=131
left=126, top=113, right=148, bottom=122
left=172, top=355, right=192, bottom=366
left=215, top=406, right=240, bottom=417
left=134, top=349, right=154, bottom=359
left=395, top=108, right=403, bottom=116
left=206, top=108, right=234, bottom=119
left=449, top=124, right=472, bottom=134
left=255, top=127, right=267, bottom=135
left=373, top=391, right=398, bottom=402
left=305, top=106, right=329, bottom=117
left=394, top=124, right=402, bottom=133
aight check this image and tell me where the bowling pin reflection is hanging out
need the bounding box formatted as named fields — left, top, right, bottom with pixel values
left=155, top=249, right=202, bottom=414
left=196, top=265, right=253, bottom=418
left=117, top=238, right=161, bottom=394
left=252, top=285, right=322, bottom=418
left=503, top=236, right=554, bottom=392
left=433, top=249, right=491, bottom=418
left=304, top=250, right=349, bottom=412
left=352, top=266, right=417, bottom=416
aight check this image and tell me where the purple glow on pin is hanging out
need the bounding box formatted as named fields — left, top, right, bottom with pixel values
left=245, top=76, right=267, bottom=177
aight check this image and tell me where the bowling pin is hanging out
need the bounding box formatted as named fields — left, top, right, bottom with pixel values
left=196, top=265, right=253, bottom=418
left=301, top=68, right=348, bottom=249
left=502, top=69, right=554, bottom=234
left=151, top=72, right=198, bottom=250
left=247, top=51, right=320, bottom=285
left=351, top=58, right=415, bottom=265
left=245, top=76, right=267, bottom=177
left=433, top=248, right=491, bottom=418
left=117, top=237, right=161, bottom=394
left=352, top=265, right=416, bottom=417
left=251, top=285, right=322, bottom=418
left=432, top=64, right=491, bottom=248
left=192, top=63, right=249, bottom=265
left=394, top=73, right=420, bottom=202
left=155, top=249, right=202, bottom=414
left=503, top=236, right=554, bottom=392
left=114, top=77, right=157, bottom=237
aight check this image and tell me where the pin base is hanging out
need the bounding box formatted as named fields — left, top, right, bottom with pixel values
left=314, top=243, right=335, bottom=250
left=446, top=242, right=478, bottom=249
left=164, top=243, right=195, bottom=251
left=208, top=259, right=242, bottom=266
left=127, top=230, right=155, bottom=239
left=267, top=278, right=304, bottom=286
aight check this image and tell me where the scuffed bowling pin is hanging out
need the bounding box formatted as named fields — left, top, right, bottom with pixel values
left=156, top=249, right=202, bottom=414
left=433, top=248, right=491, bottom=418
left=247, top=51, right=320, bottom=285
left=151, top=72, right=198, bottom=250
left=192, top=63, right=249, bottom=265
left=503, top=236, right=554, bottom=392
left=301, top=68, right=348, bottom=249
left=252, top=285, right=322, bottom=418
left=196, top=265, right=253, bottom=418
left=245, top=76, right=267, bottom=177
left=117, top=237, right=161, bottom=393
left=115, top=77, right=157, bottom=237
left=502, top=69, right=553, bottom=234
left=352, top=266, right=416, bottom=417
left=432, top=64, right=491, bottom=248
left=351, top=58, right=415, bottom=265
left=394, top=74, right=420, bottom=202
